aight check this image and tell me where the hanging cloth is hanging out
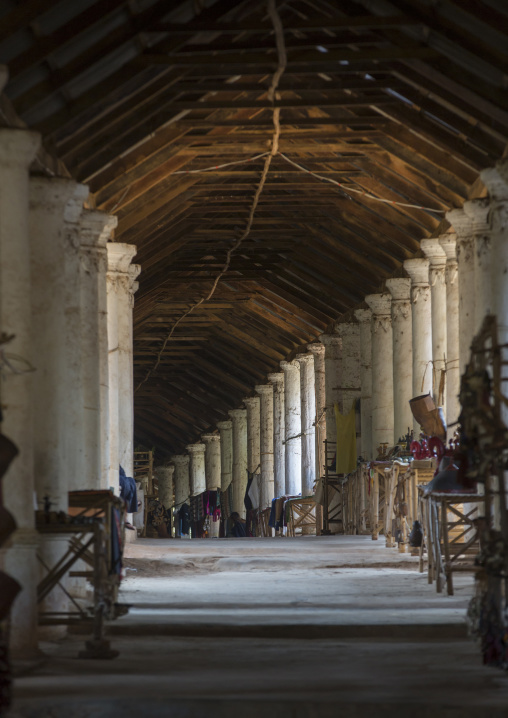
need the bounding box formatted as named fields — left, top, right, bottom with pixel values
left=334, top=401, right=357, bottom=474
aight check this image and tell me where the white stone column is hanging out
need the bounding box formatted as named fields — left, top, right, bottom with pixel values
left=280, top=360, right=302, bottom=495
left=229, top=408, right=248, bottom=517
left=255, top=384, right=275, bottom=508
left=158, top=464, right=175, bottom=510
left=29, top=178, right=88, bottom=634
left=353, top=310, right=373, bottom=460
left=464, top=199, right=493, bottom=334
left=202, top=434, right=221, bottom=490
left=446, top=209, right=475, bottom=374
left=268, top=373, right=285, bottom=498
left=336, top=321, right=361, bottom=415
left=243, top=396, right=261, bottom=476
left=365, top=294, right=394, bottom=455
left=320, top=334, right=343, bottom=451
left=107, top=243, right=140, bottom=492
left=481, top=162, right=508, bottom=421
left=217, top=420, right=233, bottom=490
left=0, top=127, right=40, bottom=657
left=186, top=443, right=206, bottom=497
left=29, top=178, right=87, bottom=506
left=307, top=343, right=326, bottom=477
left=385, top=278, right=413, bottom=443
left=404, top=258, right=433, bottom=410
left=172, top=455, right=190, bottom=508
left=439, top=233, right=460, bottom=432
left=79, top=210, right=117, bottom=489
left=295, top=353, right=316, bottom=495
left=421, top=239, right=448, bottom=409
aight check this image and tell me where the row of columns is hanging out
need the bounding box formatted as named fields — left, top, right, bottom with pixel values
left=0, top=127, right=140, bottom=655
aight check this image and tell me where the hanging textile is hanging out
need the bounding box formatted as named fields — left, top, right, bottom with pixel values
left=334, top=401, right=357, bottom=474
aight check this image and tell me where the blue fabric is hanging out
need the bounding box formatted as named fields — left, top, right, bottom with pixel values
left=119, top=465, right=138, bottom=513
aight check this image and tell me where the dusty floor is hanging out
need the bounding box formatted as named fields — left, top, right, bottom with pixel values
left=11, top=536, right=508, bottom=717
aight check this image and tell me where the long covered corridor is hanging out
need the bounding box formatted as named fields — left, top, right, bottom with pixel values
left=14, top=536, right=508, bottom=717
left=2, top=0, right=508, bottom=715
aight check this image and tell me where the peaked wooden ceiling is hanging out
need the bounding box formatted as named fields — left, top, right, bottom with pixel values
left=1, top=0, right=506, bottom=458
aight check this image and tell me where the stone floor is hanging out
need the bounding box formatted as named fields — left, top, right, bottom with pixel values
left=11, top=535, right=508, bottom=717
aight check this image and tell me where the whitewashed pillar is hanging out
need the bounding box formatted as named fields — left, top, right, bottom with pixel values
left=446, top=209, right=475, bottom=374
left=307, top=343, right=326, bottom=478
left=158, top=465, right=175, bottom=510
left=79, top=210, right=117, bottom=489
left=255, top=385, right=275, bottom=509
left=29, top=178, right=88, bottom=634
left=404, top=258, right=433, bottom=412
left=464, top=199, right=493, bottom=334
left=172, top=455, right=190, bottom=508
left=0, top=128, right=40, bottom=657
left=202, top=434, right=221, bottom=490
left=217, top=420, right=233, bottom=490
left=385, top=278, right=413, bottom=443
left=439, top=234, right=460, bottom=432
left=280, top=360, right=302, bottom=495
left=365, top=294, right=394, bottom=455
left=336, top=321, right=361, bottom=418
left=353, top=309, right=373, bottom=460
left=268, top=373, right=285, bottom=498
left=319, top=334, right=343, bottom=450
left=29, top=179, right=87, bottom=505
left=243, top=396, right=261, bottom=476
left=295, top=353, right=316, bottom=495
left=107, top=243, right=140, bottom=492
left=421, top=239, right=448, bottom=409
left=481, top=162, right=508, bottom=422
left=229, top=408, right=248, bottom=517
left=186, top=443, right=206, bottom=497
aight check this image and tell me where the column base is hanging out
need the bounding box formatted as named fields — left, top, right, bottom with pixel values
left=4, top=532, right=40, bottom=658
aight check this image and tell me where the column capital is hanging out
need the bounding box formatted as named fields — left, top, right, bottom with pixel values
left=157, top=464, right=175, bottom=476
left=446, top=207, right=474, bottom=238
left=420, top=238, right=446, bottom=265
left=463, top=198, right=490, bottom=235
left=480, top=161, right=508, bottom=202
left=385, top=277, right=411, bottom=301
left=280, top=359, right=300, bottom=372
left=80, top=210, right=118, bottom=249
left=228, top=408, right=247, bottom=420
left=335, top=321, right=359, bottom=339
left=217, top=420, right=232, bottom=431
left=29, top=178, right=87, bottom=225
left=107, top=242, right=137, bottom=274
left=255, top=384, right=274, bottom=396
left=365, top=293, right=391, bottom=315
left=186, top=443, right=205, bottom=454
left=307, top=342, right=325, bottom=355
left=171, top=454, right=190, bottom=466
left=295, top=352, right=314, bottom=366
left=243, top=396, right=260, bottom=410
left=439, top=233, right=457, bottom=261
left=354, top=307, right=372, bottom=324
left=267, top=372, right=284, bottom=385
left=319, top=333, right=342, bottom=346
left=0, top=127, right=40, bottom=168
left=127, top=263, right=141, bottom=296
left=201, top=433, right=221, bottom=443
left=403, top=258, right=430, bottom=285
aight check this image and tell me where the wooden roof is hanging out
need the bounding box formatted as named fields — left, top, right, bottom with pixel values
left=1, top=0, right=506, bottom=458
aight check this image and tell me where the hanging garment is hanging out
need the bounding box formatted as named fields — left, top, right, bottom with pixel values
left=334, top=402, right=357, bottom=474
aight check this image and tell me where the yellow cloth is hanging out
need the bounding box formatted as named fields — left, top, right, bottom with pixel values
left=334, top=402, right=357, bottom=474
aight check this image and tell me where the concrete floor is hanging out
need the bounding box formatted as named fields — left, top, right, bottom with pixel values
left=11, top=536, right=508, bottom=717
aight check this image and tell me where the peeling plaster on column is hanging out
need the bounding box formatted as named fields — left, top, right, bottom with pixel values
left=295, top=353, right=316, bottom=496
left=217, top=420, right=233, bottom=490
left=280, top=360, right=302, bottom=496
left=404, top=258, right=433, bottom=413
left=385, top=278, right=413, bottom=443
left=255, top=385, right=275, bottom=509
left=365, top=293, right=394, bottom=455
left=439, top=233, right=460, bottom=433
left=268, top=373, right=285, bottom=498
left=353, top=310, right=373, bottom=460
left=229, top=408, right=248, bottom=517
left=307, top=342, right=326, bottom=478
left=172, top=455, right=191, bottom=509
left=186, top=443, right=206, bottom=497
left=202, top=434, right=221, bottom=491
